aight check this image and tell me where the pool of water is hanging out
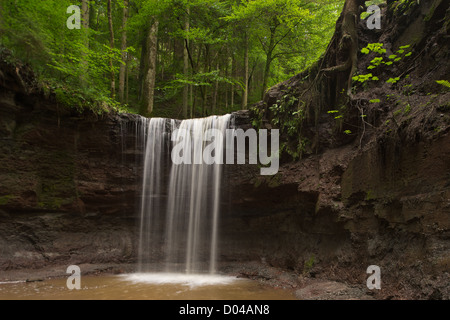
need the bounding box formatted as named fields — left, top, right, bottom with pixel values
left=0, top=273, right=295, bottom=300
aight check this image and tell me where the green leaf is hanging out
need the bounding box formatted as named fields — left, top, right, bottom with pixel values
left=361, top=48, right=370, bottom=54
left=370, top=99, right=381, bottom=103
left=436, top=80, right=450, bottom=88
left=387, top=77, right=400, bottom=84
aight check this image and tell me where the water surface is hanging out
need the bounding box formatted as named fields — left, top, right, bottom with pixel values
left=0, top=273, right=295, bottom=300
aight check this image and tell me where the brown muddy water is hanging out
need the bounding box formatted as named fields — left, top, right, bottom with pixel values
left=0, top=273, right=295, bottom=300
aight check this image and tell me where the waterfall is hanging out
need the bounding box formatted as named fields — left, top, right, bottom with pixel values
left=137, top=115, right=231, bottom=274
left=137, top=118, right=172, bottom=272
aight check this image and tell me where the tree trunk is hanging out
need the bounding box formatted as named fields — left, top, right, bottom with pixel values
left=192, top=86, right=197, bottom=118
left=189, top=84, right=193, bottom=118
left=322, top=0, right=361, bottom=96
left=242, top=31, right=249, bottom=109
left=138, top=31, right=147, bottom=103
left=261, top=27, right=276, bottom=100
left=225, top=60, right=229, bottom=111
left=107, top=0, right=115, bottom=99
left=202, top=87, right=208, bottom=116
left=119, top=0, right=128, bottom=103
left=182, top=6, right=190, bottom=119
left=212, top=62, right=219, bottom=114
left=141, top=19, right=159, bottom=116
left=125, top=55, right=129, bottom=104
left=80, top=0, right=89, bottom=85
left=230, top=55, right=234, bottom=110
left=201, top=44, right=210, bottom=116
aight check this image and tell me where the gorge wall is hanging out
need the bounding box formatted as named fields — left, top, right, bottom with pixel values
left=0, top=58, right=142, bottom=268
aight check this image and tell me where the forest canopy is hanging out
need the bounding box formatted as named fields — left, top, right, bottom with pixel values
left=0, top=0, right=344, bottom=118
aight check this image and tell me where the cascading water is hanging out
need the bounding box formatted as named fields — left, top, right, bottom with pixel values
left=137, top=115, right=231, bottom=275
left=137, top=118, right=173, bottom=272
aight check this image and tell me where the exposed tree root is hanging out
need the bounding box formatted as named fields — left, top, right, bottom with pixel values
left=321, top=0, right=361, bottom=96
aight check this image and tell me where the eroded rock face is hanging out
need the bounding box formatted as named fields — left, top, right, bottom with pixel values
left=0, top=56, right=146, bottom=269
left=221, top=129, right=449, bottom=299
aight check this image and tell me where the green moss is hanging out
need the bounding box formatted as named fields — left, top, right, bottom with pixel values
left=437, top=102, right=450, bottom=112
left=37, top=196, right=74, bottom=210
left=403, top=103, right=411, bottom=115
left=303, top=255, right=316, bottom=275
left=34, top=150, right=77, bottom=210
left=268, top=174, right=282, bottom=188
left=366, top=190, right=375, bottom=201
left=0, top=195, right=15, bottom=206
left=424, top=0, right=441, bottom=22
left=254, top=177, right=263, bottom=188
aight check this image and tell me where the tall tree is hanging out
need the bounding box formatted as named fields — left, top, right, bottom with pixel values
left=0, top=0, right=342, bottom=117
left=141, top=19, right=159, bottom=116
left=182, top=6, right=190, bottom=119
left=241, top=31, right=249, bottom=109
left=107, top=0, right=115, bottom=98
left=119, top=0, right=129, bottom=103
left=80, top=0, right=89, bottom=85
left=226, top=0, right=334, bottom=99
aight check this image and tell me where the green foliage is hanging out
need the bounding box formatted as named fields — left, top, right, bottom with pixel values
left=0, top=0, right=343, bottom=118
left=352, top=73, right=378, bottom=83
left=0, top=0, right=132, bottom=114
left=303, top=255, right=315, bottom=275
left=361, top=43, right=386, bottom=55
left=362, top=43, right=412, bottom=71
left=327, top=109, right=344, bottom=119
left=367, top=57, right=383, bottom=70
left=387, top=77, right=400, bottom=84
left=357, top=43, right=413, bottom=90
left=270, top=96, right=301, bottom=132
left=226, top=0, right=342, bottom=96
left=326, top=106, right=349, bottom=133
left=370, top=99, right=381, bottom=103
left=0, top=195, right=15, bottom=206
left=250, top=105, right=264, bottom=129
left=48, top=80, right=122, bottom=115
left=269, top=93, right=308, bottom=160
left=403, top=103, right=411, bottom=115
left=436, top=80, right=450, bottom=88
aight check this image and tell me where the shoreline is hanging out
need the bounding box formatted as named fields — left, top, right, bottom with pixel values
left=0, top=261, right=375, bottom=300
